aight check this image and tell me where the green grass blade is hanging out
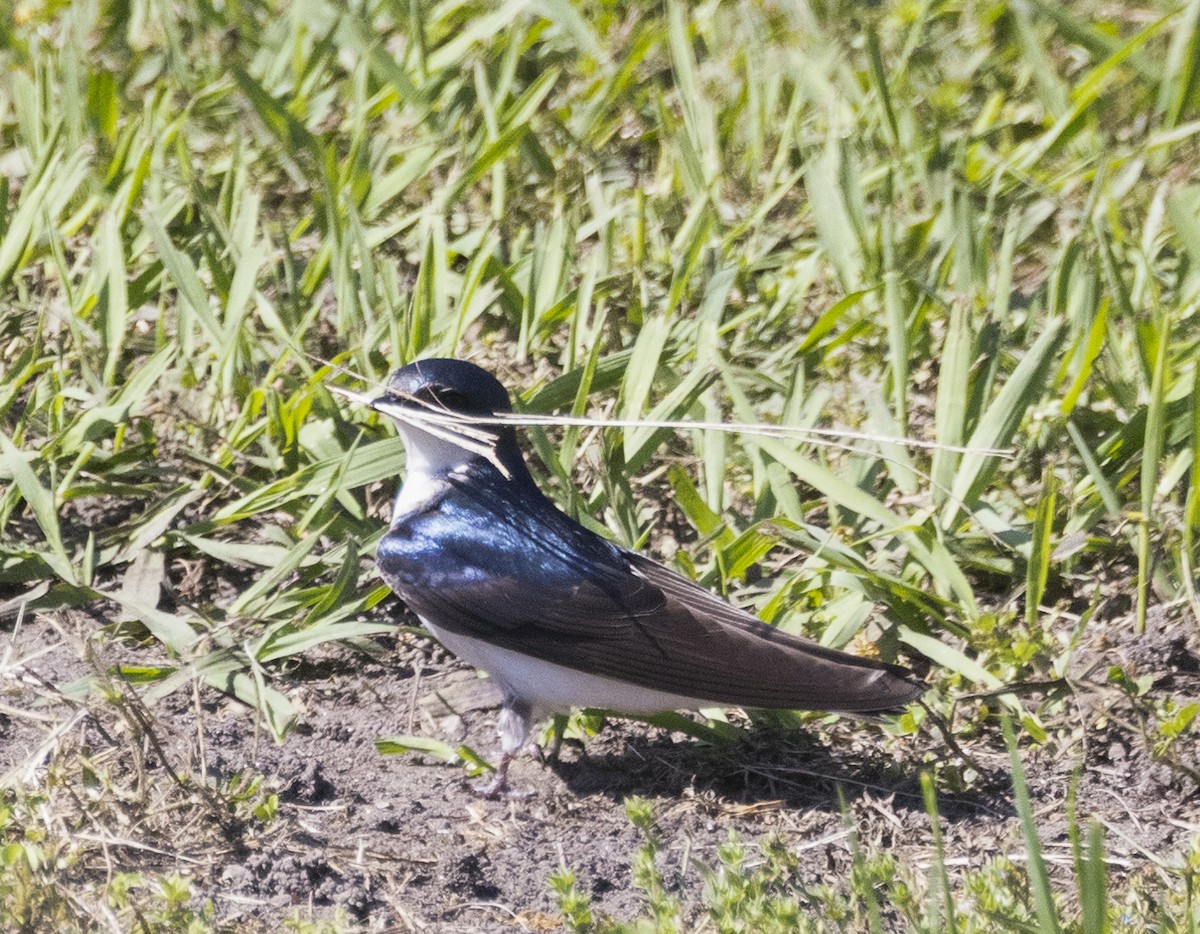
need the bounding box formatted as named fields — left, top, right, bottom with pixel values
left=0, top=429, right=76, bottom=586
left=1138, top=313, right=1171, bottom=633
left=922, top=770, right=957, bottom=934
left=97, top=211, right=128, bottom=386
left=931, top=299, right=970, bottom=506
left=1158, top=0, right=1200, bottom=125
left=1026, top=463, right=1057, bottom=630
left=1002, top=714, right=1063, bottom=934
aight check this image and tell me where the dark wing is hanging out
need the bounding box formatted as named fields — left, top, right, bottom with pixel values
left=389, top=518, right=922, bottom=713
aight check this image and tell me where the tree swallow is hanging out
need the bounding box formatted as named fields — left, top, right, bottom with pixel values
left=372, top=358, right=924, bottom=796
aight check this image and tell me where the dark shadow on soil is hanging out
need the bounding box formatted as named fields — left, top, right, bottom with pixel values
left=547, top=726, right=1014, bottom=823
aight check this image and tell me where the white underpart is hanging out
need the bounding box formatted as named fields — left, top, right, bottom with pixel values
left=426, top=620, right=708, bottom=751
left=390, top=421, right=470, bottom=516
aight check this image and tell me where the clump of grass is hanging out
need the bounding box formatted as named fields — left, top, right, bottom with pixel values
left=551, top=753, right=1200, bottom=933
left=0, top=764, right=229, bottom=931
left=0, top=665, right=284, bottom=932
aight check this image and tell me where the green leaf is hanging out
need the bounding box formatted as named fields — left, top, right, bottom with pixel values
left=898, top=627, right=1002, bottom=691
left=375, top=736, right=492, bottom=776
left=0, top=429, right=76, bottom=585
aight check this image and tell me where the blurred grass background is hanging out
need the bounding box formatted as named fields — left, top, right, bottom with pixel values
left=2, top=0, right=1200, bottom=929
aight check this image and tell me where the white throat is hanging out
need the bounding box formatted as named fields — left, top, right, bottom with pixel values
left=390, top=421, right=473, bottom=517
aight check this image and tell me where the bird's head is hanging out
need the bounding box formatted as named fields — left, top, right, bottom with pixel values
left=371, top=358, right=526, bottom=484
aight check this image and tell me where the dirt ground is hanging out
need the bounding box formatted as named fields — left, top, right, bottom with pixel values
left=2, top=591, right=1199, bottom=931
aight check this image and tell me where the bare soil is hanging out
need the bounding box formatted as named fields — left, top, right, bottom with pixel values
left=2, top=593, right=1198, bottom=931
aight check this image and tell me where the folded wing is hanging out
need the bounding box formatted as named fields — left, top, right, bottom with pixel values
left=393, top=518, right=923, bottom=713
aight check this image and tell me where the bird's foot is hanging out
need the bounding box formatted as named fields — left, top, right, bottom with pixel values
left=473, top=754, right=536, bottom=800
left=474, top=777, right=536, bottom=800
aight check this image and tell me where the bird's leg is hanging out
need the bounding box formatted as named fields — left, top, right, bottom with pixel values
left=476, top=752, right=520, bottom=798
left=476, top=696, right=536, bottom=799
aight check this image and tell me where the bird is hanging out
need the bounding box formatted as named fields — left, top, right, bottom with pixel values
left=371, top=358, right=924, bottom=796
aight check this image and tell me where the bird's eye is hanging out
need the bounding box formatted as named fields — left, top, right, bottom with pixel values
left=417, top=385, right=470, bottom=410
left=436, top=388, right=469, bottom=409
